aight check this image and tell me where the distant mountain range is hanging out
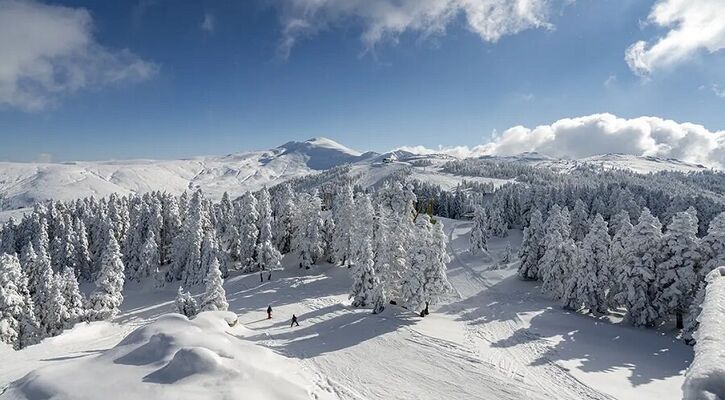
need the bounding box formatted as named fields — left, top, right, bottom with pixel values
left=0, top=137, right=711, bottom=213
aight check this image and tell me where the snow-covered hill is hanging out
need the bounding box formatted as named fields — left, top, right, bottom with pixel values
left=0, top=138, right=376, bottom=211
left=0, top=138, right=712, bottom=214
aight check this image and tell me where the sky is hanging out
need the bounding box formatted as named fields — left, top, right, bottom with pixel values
left=0, top=0, right=724, bottom=163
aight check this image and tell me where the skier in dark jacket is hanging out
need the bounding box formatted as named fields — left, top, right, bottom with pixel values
left=290, top=314, right=299, bottom=327
left=267, top=305, right=272, bottom=319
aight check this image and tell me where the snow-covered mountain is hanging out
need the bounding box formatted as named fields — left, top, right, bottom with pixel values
left=0, top=137, right=711, bottom=213
left=0, top=138, right=376, bottom=211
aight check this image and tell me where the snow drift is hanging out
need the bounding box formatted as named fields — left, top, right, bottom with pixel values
left=3, top=311, right=338, bottom=400
left=683, top=267, right=725, bottom=400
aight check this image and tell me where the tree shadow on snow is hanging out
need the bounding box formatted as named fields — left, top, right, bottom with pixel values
left=242, top=304, right=416, bottom=358
left=451, top=274, right=692, bottom=387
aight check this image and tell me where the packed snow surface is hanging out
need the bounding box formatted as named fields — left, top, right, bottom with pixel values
left=0, top=220, right=693, bottom=400
left=2, top=311, right=337, bottom=400
left=683, top=267, right=725, bottom=400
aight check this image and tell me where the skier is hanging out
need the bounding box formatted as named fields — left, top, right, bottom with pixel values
left=260, top=271, right=264, bottom=283
left=290, top=314, right=299, bottom=327
left=267, top=270, right=272, bottom=281
left=267, top=305, right=272, bottom=319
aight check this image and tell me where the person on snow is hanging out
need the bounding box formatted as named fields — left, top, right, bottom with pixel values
left=290, top=314, right=299, bottom=327
left=267, top=270, right=272, bottom=281
left=260, top=272, right=264, bottom=283
left=267, top=305, right=272, bottom=319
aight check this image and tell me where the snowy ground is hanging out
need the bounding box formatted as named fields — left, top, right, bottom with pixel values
left=0, top=219, right=692, bottom=399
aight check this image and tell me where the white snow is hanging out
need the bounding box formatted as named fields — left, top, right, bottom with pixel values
left=0, top=220, right=693, bottom=400
left=2, top=311, right=337, bottom=400
left=683, top=266, right=725, bottom=400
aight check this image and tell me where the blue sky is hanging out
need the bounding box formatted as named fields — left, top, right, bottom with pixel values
left=1, top=0, right=724, bottom=162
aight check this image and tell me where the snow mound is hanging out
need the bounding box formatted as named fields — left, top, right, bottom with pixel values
left=3, top=311, right=338, bottom=400
left=683, top=267, right=725, bottom=400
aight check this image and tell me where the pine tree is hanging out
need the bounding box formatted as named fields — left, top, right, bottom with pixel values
left=517, top=209, right=545, bottom=280
left=255, top=187, right=282, bottom=272
left=607, top=210, right=633, bottom=309
left=34, top=247, right=68, bottom=336
left=570, top=198, right=590, bottom=242
left=332, top=185, right=355, bottom=265
left=237, top=192, right=259, bottom=271
left=699, top=211, right=725, bottom=278
left=0, top=253, right=41, bottom=349
left=58, top=266, right=85, bottom=327
left=272, top=183, right=295, bottom=254
left=175, top=286, right=198, bottom=318
left=173, top=190, right=207, bottom=285
left=201, top=258, right=228, bottom=311
left=487, top=206, right=508, bottom=238
left=612, top=208, right=662, bottom=327
left=539, top=206, right=577, bottom=300
left=88, top=232, right=125, bottom=320
left=291, top=191, right=323, bottom=269
left=469, top=206, right=489, bottom=255
left=562, top=214, right=610, bottom=314
left=74, top=218, right=93, bottom=281
left=139, top=231, right=161, bottom=282
left=655, top=209, right=700, bottom=328
left=200, top=229, right=221, bottom=282
left=348, top=193, right=385, bottom=313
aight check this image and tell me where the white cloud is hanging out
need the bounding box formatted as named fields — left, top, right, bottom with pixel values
left=0, top=0, right=158, bottom=111
left=712, top=84, right=725, bottom=98
left=626, top=0, right=725, bottom=75
left=202, top=12, right=215, bottom=33
left=603, top=75, right=617, bottom=88
left=399, top=113, right=725, bottom=168
left=274, top=0, right=557, bottom=59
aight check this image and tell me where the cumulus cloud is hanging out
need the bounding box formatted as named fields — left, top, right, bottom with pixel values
left=201, top=12, right=215, bottom=33
left=399, top=114, right=725, bottom=168
left=626, top=0, right=725, bottom=75
left=273, top=0, right=557, bottom=59
left=0, top=0, right=158, bottom=111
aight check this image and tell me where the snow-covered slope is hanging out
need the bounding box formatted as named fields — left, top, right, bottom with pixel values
left=0, top=220, right=692, bottom=400
left=2, top=312, right=337, bottom=400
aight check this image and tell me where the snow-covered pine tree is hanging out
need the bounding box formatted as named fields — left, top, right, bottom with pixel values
left=88, top=232, right=125, bottom=321
left=539, top=206, right=577, bottom=300
left=612, top=208, right=662, bottom=327
left=255, top=187, right=282, bottom=272
left=0, top=253, right=41, bottom=349
left=469, top=206, right=489, bottom=255
left=237, top=192, right=259, bottom=271
left=570, top=198, right=590, bottom=242
left=423, top=217, right=453, bottom=310
left=375, top=181, right=416, bottom=302
left=160, top=193, right=182, bottom=265
left=401, top=215, right=452, bottom=314
left=199, top=229, right=222, bottom=282
left=562, top=214, right=610, bottom=314
left=607, top=210, right=633, bottom=309
left=201, top=258, right=228, bottom=311
left=487, top=206, right=508, bottom=238
left=348, top=194, right=385, bottom=313
left=139, top=231, right=161, bottom=283
left=332, top=184, right=356, bottom=265
left=74, top=218, right=93, bottom=281
left=321, top=216, right=336, bottom=263
left=272, top=183, right=295, bottom=254
left=175, top=286, right=198, bottom=318
left=173, top=190, right=208, bottom=285
left=517, top=208, right=545, bottom=280
left=34, top=245, right=68, bottom=336
left=655, top=209, right=700, bottom=329
left=291, top=191, right=323, bottom=269
left=58, top=266, right=85, bottom=327
left=501, top=242, right=513, bottom=264
left=698, top=211, right=725, bottom=278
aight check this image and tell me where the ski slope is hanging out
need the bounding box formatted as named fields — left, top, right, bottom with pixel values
left=0, top=220, right=692, bottom=399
